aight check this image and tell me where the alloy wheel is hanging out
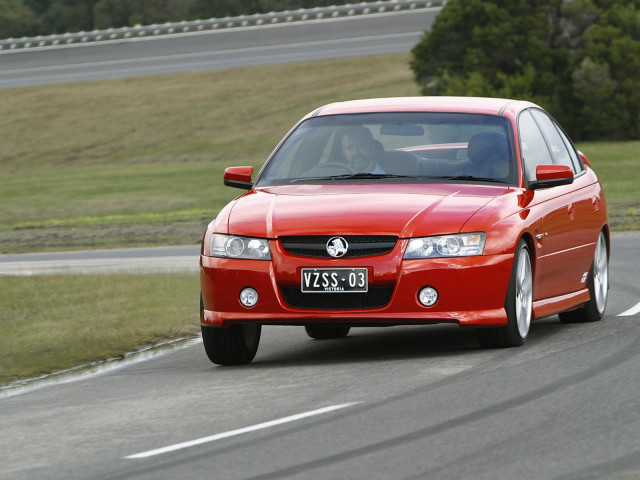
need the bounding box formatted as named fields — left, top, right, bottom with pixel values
left=593, top=232, right=609, bottom=315
left=515, top=247, right=533, bottom=339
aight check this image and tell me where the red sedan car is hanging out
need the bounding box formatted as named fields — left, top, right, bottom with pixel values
left=200, top=97, right=609, bottom=365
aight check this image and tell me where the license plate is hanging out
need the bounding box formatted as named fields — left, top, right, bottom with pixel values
left=301, top=268, right=368, bottom=293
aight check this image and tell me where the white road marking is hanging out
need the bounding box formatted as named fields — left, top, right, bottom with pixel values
left=125, top=403, right=359, bottom=459
left=618, top=301, right=640, bottom=317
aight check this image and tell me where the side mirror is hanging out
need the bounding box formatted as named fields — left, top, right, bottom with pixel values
left=224, top=166, right=254, bottom=190
left=529, top=165, right=574, bottom=190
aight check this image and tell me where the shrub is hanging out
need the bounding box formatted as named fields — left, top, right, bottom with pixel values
left=411, top=0, right=640, bottom=141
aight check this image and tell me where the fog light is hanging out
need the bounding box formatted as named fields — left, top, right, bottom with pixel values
left=418, top=287, right=438, bottom=307
left=240, top=288, right=258, bottom=307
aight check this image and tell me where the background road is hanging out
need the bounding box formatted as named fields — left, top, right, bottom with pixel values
left=0, top=245, right=199, bottom=275
left=2, top=232, right=639, bottom=479
left=0, top=9, right=439, bottom=89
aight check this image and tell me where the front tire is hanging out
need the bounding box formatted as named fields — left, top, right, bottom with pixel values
left=477, top=239, right=533, bottom=348
left=304, top=325, right=351, bottom=339
left=201, top=324, right=261, bottom=365
left=559, top=231, right=608, bottom=323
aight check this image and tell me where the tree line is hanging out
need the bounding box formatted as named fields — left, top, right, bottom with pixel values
left=4, top=0, right=638, bottom=140
left=0, top=0, right=350, bottom=39
left=411, top=0, right=640, bottom=140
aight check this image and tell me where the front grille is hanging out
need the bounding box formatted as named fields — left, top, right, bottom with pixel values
left=280, top=235, right=397, bottom=258
left=281, top=286, right=394, bottom=310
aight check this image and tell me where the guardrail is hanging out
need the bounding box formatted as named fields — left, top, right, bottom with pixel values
left=0, top=0, right=444, bottom=51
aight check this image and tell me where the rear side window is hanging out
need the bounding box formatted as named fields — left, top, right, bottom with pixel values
left=518, top=111, right=553, bottom=182
left=555, top=124, right=583, bottom=173
left=530, top=110, right=578, bottom=173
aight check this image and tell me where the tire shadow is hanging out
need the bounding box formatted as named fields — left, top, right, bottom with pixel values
left=251, top=324, right=483, bottom=367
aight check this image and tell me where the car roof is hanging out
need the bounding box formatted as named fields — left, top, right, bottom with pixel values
left=311, top=96, right=538, bottom=117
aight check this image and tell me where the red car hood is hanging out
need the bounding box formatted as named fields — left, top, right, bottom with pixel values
left=223, top=184, right=511, bottom=238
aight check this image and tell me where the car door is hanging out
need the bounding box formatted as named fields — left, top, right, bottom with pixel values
left=519, top=109, right=594, bottom=301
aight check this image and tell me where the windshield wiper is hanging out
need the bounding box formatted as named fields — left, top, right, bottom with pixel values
left=332, top=173, right=412, bottom=179
left=289, top=173, right=411, bottom=183
left=428, top=175, right=510, bottom=184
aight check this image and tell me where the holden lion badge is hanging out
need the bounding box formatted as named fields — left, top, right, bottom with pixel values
left=326, top=237, right=348, bottom=258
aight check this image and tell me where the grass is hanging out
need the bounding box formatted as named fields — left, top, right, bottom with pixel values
left=0, top=55, right=418, bottom=172
left=0, top=273, right=200, bottom=385
left=0, top=53, right=421, bottom=252
left=576, top=141, right=640, bottom=230
left=1, top=53, right=638, bottom=253
left=0, top=54, right=414, bottom=385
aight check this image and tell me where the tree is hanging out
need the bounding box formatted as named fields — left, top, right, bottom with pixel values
left=3, top=0, right=355, bottom=38
left=93, top=0, right=130, bottom=29
left=411, top=0, right=640, bottom=140
left=187, top=0, right=346, bottom=20
left=580, top=2, right=640, bottom=138
left=0, top=0, right=40, bottom=38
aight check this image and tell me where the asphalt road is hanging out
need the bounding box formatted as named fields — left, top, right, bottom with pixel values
left=0, top=8, right=439, bottom=88
left=0, top=246, right=200, bottom=275
left=2, top=232, right=640, bottom=479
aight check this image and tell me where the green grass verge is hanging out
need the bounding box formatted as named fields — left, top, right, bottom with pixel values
left=576, top=141, right=640, bottom=230
left=0, top=53, right=422, bottom=252
left=0, top=53, right=638, bottom=254
left=0, top=273, right=200, bottom=385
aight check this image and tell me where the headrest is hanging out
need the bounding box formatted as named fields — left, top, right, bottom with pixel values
left=467, top=133, right=508, bottom=163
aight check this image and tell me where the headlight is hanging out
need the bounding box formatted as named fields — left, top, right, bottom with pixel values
left=209, top=234, right=271, bottom=260
left=403, top=233, right=486, bottom=259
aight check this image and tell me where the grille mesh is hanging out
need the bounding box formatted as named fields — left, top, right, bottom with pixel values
left=281, top=286, right=394, bottom=310
left=280, top=235, right=397, bottom=258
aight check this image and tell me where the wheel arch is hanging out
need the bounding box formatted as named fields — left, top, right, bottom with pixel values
left=601, top=223, right=611, bottom=259
left=519, top=231, right=536, bottom=272
left=500, top=231, right=535, bottom=308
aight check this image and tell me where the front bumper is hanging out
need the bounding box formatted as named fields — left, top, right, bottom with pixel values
left=200, top=241, right=514, bottom=328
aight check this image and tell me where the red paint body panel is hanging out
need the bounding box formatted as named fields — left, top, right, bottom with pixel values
left=225, top=184, right=510, bottom=239
left=201, top=97, right=609, bottom=333
left=223, top=166, right=253, bottom=183
left=533, top=289, right=591, bottom=319
left=200, top=252, right=512, bottom=327
left=536, top=164, right=574, bottom=181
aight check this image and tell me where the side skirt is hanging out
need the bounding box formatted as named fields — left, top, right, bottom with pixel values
left=533, top=288, right=590, bottom=320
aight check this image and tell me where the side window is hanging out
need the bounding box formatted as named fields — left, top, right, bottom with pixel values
left=518, top=110, right=553, bottom=182
left=554, top=124, right=583, bottom=172
left=530, top=110, right=576, bottom=173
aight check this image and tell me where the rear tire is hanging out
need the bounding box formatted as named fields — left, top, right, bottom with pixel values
left=477, top=239, right=532, bottom=348
left=304, top=325, right=351, bottom=339
left=201, top=324, right=261, bottom=365
left=559, top=231, right=608, bottom=323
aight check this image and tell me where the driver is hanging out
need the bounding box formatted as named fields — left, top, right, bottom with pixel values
left=339, top=127, right=384, bottom=173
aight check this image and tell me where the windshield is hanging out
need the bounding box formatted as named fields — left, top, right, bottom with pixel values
left=256, top=112, right=516, bottom=186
